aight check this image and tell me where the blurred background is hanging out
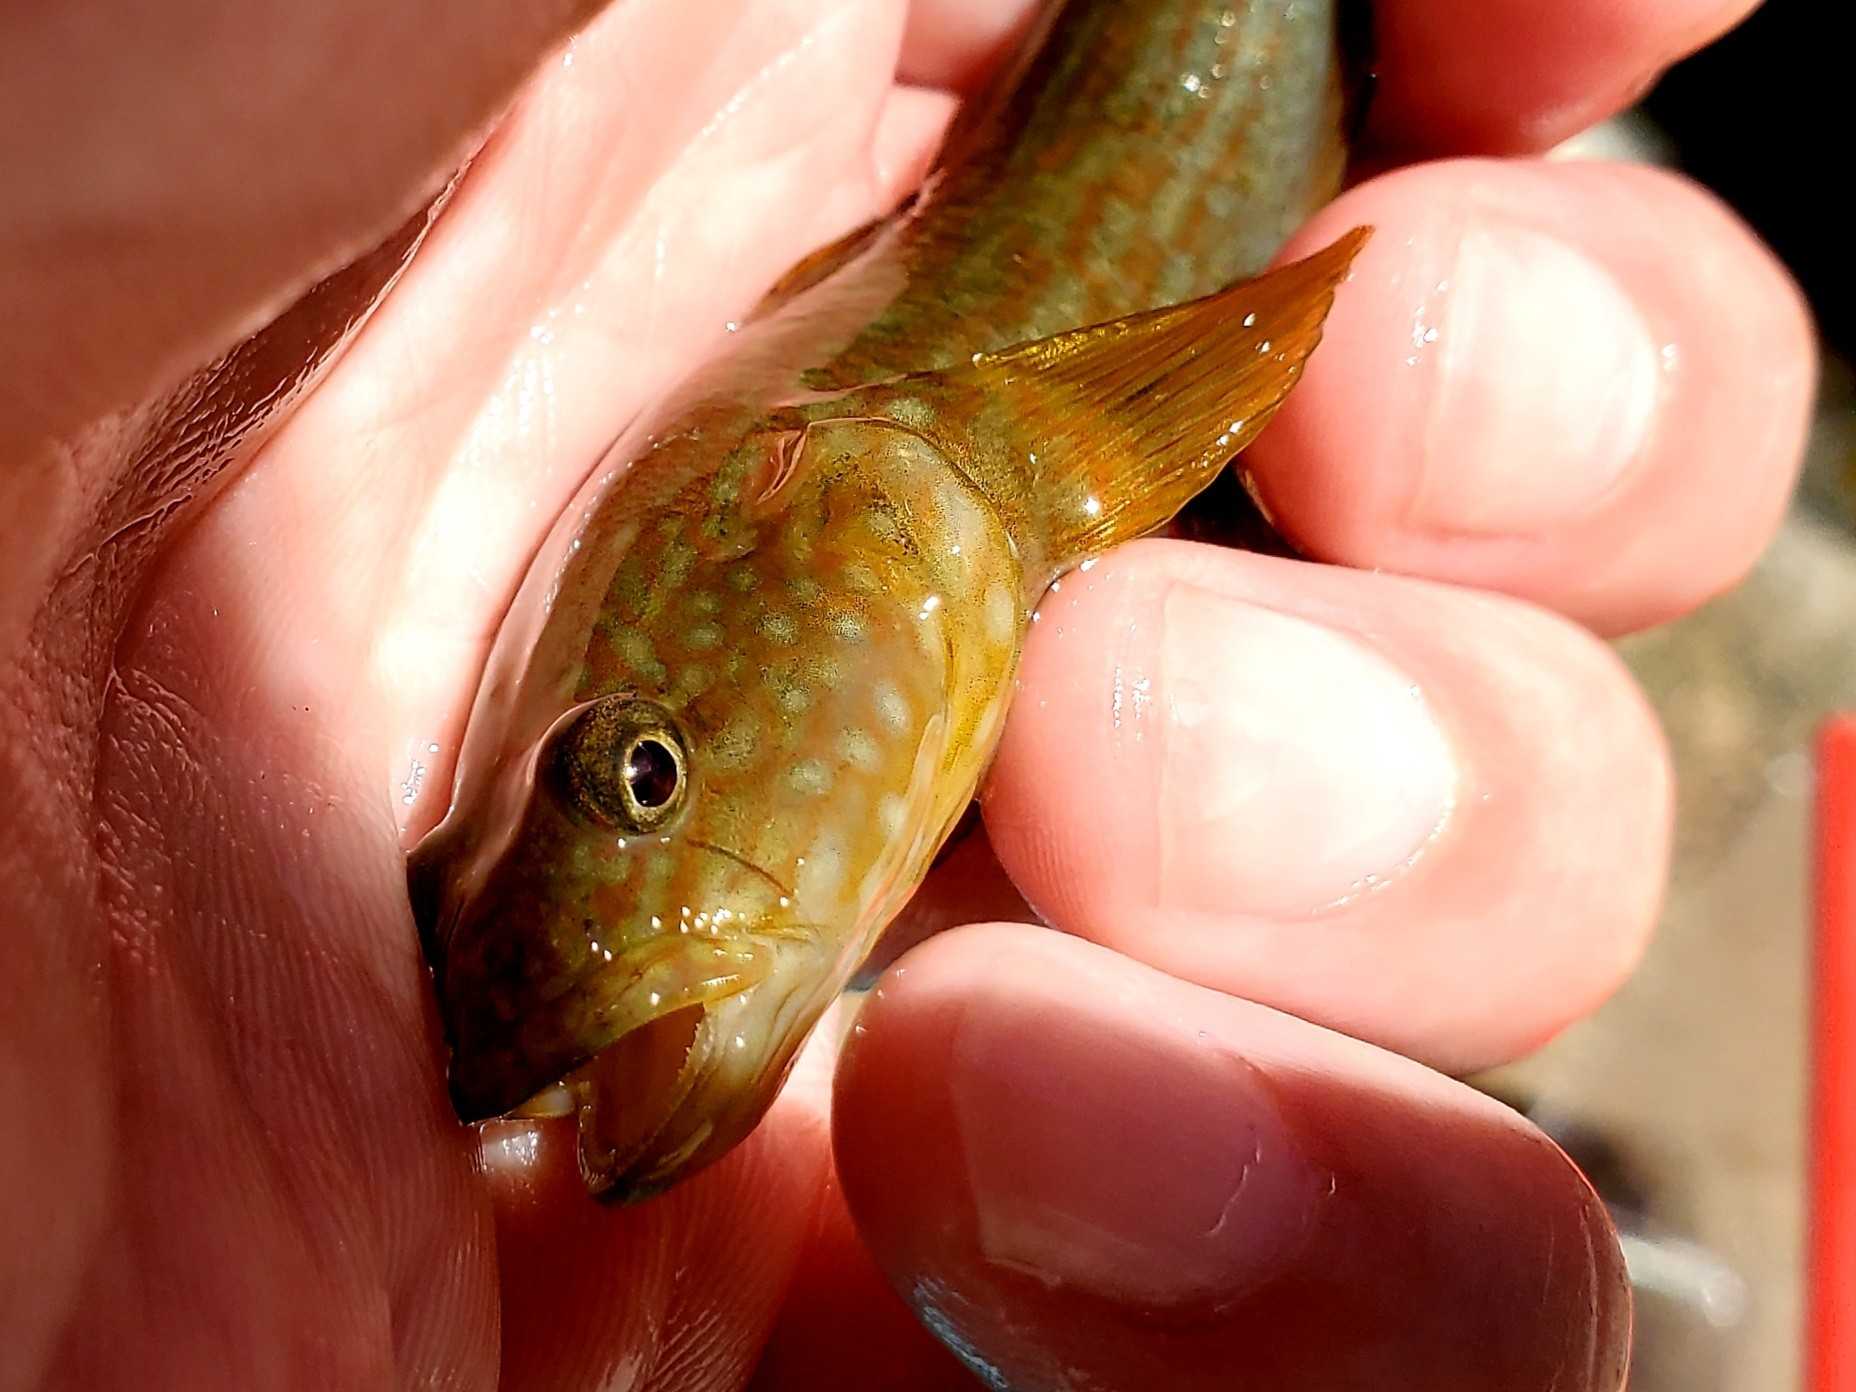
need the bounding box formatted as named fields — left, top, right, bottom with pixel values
left=1478, top=3, right=1851, bottom=1386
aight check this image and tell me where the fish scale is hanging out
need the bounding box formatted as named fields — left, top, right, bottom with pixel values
left=410, top=0, right=1367, bottom=1198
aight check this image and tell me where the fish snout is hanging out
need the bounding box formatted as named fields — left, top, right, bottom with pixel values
left=564, top=933, right=837, bottom=1198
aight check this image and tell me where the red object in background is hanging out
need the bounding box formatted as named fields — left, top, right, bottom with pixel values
left=1813, top=718, right=1856, bottom=1392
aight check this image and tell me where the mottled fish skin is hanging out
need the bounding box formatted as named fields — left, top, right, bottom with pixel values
left=410, top=0, right=1363, bottom=1198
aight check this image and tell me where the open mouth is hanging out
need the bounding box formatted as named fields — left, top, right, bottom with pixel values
left=444, top=924, right=771, bottom=1122
left=566, top=1003, right=717, bottom=1195
left=523, top=923, right=836, bottom=1199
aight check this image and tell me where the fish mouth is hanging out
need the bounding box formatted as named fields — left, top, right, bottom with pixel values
left=445, top=928, right=773, bottom=1123
left=566, top=1003, right=717, bottom=1195
left=548, top=926, right=835, bottom=1200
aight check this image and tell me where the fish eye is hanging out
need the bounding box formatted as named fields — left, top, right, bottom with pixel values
left=624, top=736, right=680, bottom=809
left=552, top=696, right=689, bottom=833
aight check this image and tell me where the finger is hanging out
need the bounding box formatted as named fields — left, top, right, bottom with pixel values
left=836, top=926, right=1632, bottom=1392
left=0, top=0, right=613, bottom=447
left=488, top=1019, right=839, bottom=1391
left=1247, top=159, right=1814, bottom=635
left=1369, top=0, right=1764, bottom=154
left=983, top=538, right=1669, bottom=1075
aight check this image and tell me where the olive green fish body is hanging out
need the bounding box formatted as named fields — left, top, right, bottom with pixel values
left=431, top=404, right=1022, bottom=1144
left=414, top=0, right=1364, bottom=1196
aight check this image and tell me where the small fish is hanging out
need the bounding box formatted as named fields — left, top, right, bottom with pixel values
left=411, top=0, right=1367, bottom=1198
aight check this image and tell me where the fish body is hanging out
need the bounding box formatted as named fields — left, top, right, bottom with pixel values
left=412, top=0, right=1364, bottom=1197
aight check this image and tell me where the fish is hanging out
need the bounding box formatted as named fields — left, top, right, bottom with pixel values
left=409, top=0, right=1367, bottom=1199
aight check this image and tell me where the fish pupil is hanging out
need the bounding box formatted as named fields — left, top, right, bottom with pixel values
left=625, top=738, right=680, bottom=809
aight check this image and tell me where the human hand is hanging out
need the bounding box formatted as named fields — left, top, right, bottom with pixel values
left=0, top=1, right=1811, bottom=1389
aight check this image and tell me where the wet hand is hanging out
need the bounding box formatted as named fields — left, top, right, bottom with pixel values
left=0, top=1, right=1806, bottom=1388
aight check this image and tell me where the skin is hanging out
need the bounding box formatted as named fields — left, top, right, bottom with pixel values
left=0, top=0, right=1810, bottom=1388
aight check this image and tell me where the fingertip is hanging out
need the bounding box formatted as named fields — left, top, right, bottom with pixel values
left=984, top=540, right=1670, bottom=1072
left=836, top=927, right=1632, bottom=1391
left=1368, top=0, right=1764, bottom=154
left=1250, top=159, right=1814, bottom=634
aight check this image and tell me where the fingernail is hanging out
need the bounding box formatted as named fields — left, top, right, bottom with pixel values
left=1158, top=583, right=1457, bottom=916
left=1408, top=215, right=1661, bottom=535
left=932, top=947, right=1632, bottom=1389
left=953, top=991, right=1322, bottom=1308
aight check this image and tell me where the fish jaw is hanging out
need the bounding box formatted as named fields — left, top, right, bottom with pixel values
left=429, top=824, right=841, bottom=1198
left=560, top=940, right=837, bottom=1198
left=416, top=785, right=795, bottom=1124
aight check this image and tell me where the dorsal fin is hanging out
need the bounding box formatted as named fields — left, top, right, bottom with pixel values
left=935, top=227, right=1369, bottom=574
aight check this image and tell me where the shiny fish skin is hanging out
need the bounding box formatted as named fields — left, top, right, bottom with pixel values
left=410, top=0, right=1364, bottom=1199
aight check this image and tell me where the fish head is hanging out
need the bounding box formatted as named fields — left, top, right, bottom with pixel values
left=414, top=443, right=968, bottom=1197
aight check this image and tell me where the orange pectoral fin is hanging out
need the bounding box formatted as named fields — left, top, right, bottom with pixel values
left=947, top=227, right=1370, bottom=567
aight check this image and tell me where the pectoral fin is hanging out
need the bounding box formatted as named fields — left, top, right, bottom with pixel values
left=943, top=227, right=1370, bottom=572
